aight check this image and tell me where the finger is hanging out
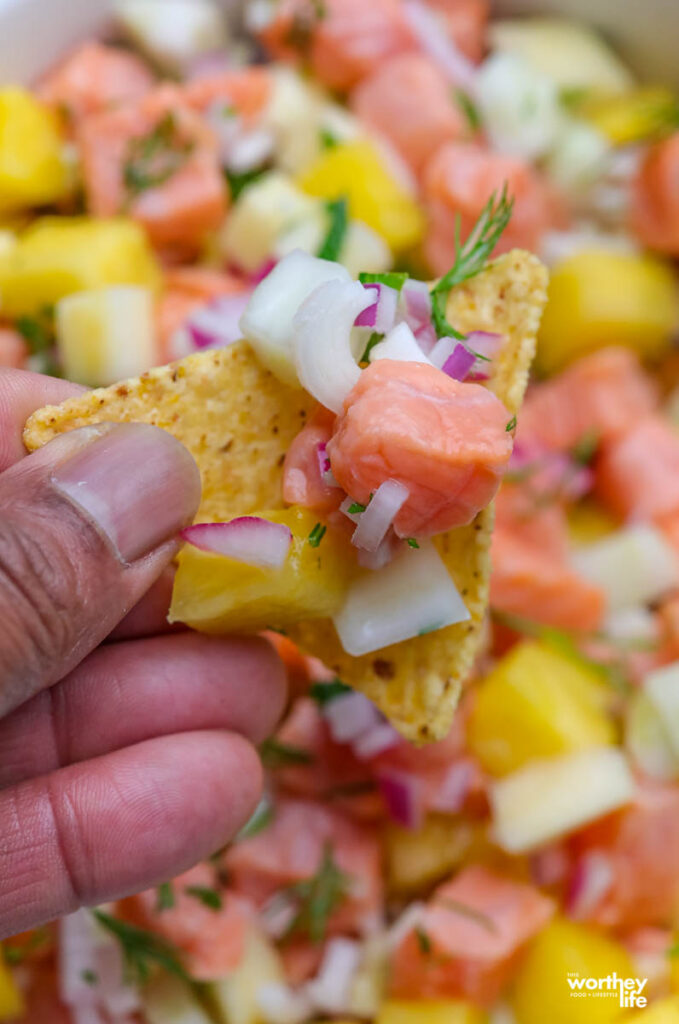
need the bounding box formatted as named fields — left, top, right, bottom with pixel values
left=0, top=422, right=201, bottom=716
left=107, top=566, right=177, bottom=641
left=0, top=731, right=261, bottom=938
left=0, top=368, right=85, bottom=472
left=0, top=634, right=286, bottom=787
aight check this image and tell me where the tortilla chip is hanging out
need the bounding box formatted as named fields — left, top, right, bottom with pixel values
left=24, top=250, right=548, bottom=743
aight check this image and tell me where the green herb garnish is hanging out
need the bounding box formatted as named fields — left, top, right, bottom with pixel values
left=2, top=928, right=50, bottom=965
left=348, top=502, right=367, bottom=514
left=415, top=926, right=433, bottom=956
left=225, top=164, right=270, bottom=200
left=668, top=943, right=679, bottom=958
left=123, top=112, right=194, bottom=199
left=407, top=538, right=420, bottom=549
left=156, top=881, right=175, bottom=913
left=454, top=88, right=481, bottom=132
left=185, top=886, right=223, bottom=911
left=308, top=522, right=327, bottom=547
left=430, top=186, right=514, bottom=339
left=360, top=331, right=384, bottom=363
left=320, top=127, right=340, bottom=150
left=571, top=430, right=599, bottom=466
left=93, top=910, right=188, bottom=985
left=310, top=677, right=352, bottom=706
left=237, top=796, right=274, bottom=839
left=260, top=738, right=313, bottom=769
left=358, top=271, right=410, bottom=292
left=282, top=843, right=351, bottom=945
left=81, top=969, right=99, bottom=986
left=506, top=415, right=517, bottom=432
left=317, top=197, right=348, bottom=261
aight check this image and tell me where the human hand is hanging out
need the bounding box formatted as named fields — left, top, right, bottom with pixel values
left=0, top=369, right=286, bottom=939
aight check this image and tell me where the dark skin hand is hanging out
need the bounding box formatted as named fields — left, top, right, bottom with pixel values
left=0, top=368, right=286, bottom=939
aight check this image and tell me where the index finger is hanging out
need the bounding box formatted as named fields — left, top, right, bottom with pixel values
left=0, top=368, right=85, bottom=473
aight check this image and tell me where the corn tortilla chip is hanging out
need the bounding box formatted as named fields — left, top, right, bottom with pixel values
left=24, top=250, right=548, bottom=743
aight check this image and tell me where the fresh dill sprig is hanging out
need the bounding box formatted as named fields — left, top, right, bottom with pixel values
left=317, top=198, right=348, bottom=262
left=156, top=881, right=175, bottom=913
left=310, top=677, right=352, bottom=706
left=185, top=885, right=223, bottom=911
left=93, top=910, right=188, bottom=985
left=260, top=738, right=313, bottom=769
left=430, top=185, right=515, bottom=339
left=282, top=843, right=351, bottom=945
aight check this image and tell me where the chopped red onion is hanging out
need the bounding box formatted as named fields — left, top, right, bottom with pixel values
left=260, top=894, right=297, bottom=940
left=316, top=441, right=331, bottom=478
left=356, top=533, right=396, bottom=571
left=352, top=480, right=409, bottom=552
left=251, top=258, right=278, bottom=285
left=442, top=343, right=477, bottom=381
left=355, top=283, right=399, bottom=333
left=567, top=851, right=614, bottom=919
left=59, top=911, right=140, bottom=1024
left=401, top=279, right=432, bottom=331
left=186, top=292, right=252, bottom=351
left=429, top=336, right=456, bottom=369
left=414, top=321, right=438, bottom=355
left=353, top=722, right=401, bottom=760
left=377, top=768, right=424, bottom=829
left=324, top=691, right=381, bottom=744
left=181, top=517, right=292, bottom=569
left=428, top=759, right=475, bottom=813
left=529, top=844, right=571, bottom=887
left=403, top=0, right=478, bottom=92
left=465, top=330, right=503, bottom=359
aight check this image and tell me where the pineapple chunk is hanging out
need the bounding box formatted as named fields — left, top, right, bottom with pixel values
left=143, top=973, right=212, bottom=1024
left=210, top=925, right=285, bottom=1024
left=297, top=140, right=425, bottom=253
left=169, top=506, right=354, bottom=634
left=0, top=88, right=69, bottom=214
left=512, top=919, right=635, bottom=1024
left=581, top=87, right=679, bottom=146
left=385, top=816, right=481, bottom=895
left=468, top=641, right=616, bottom=776
left=0, top=951, right=24, bottom=1021
left=56, top=286, right=156, bottom=387
left=491, top=747, right=635, bottom=853
left=626, top=689, right=679, bottom=781
left=376, top=999, right=486, bottom=1024
left=220, top=172, right=319, bottom=274
left=116, top=0, right=227, bottom=74
left=626, top=996, right=679, bottom=1023
left=567, top=501, right=618, bottom=546
left=0, top=217, right=161, bottom=317
left=644, top=662, right=679, bottom=758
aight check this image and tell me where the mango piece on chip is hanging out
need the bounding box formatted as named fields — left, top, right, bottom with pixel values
left=24, top=250, right=547, bottom=743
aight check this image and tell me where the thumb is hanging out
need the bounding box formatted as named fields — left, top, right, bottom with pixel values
left=0, top=422, right=201, bottom=716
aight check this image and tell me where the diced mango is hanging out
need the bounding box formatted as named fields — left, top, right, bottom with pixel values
left=581, top=87, right=679, bottom=146
left=0, top=217, right=161, bottom=317
left=538, top=250, right=679, bottom=375
left=385, top=816, right=482, bottom=895
left=56, top=285, right=157, bottom=387
left=144, top=972, right=213, bottom=1024
left=0, top=951, right=24, bottom=1021
left=376, top=999, right=487, bottom=1024
left=568, top=501, right=619, bottom=546
left=512, top=919, right=635, bottom=1024
left=297, top=140, right=425, bottom=253
left=468, top=640, right=615, bottom=776
left=624, top=996, right=679, bottom=1023
left=210, top=925, right=284, bottom=1024
left=169, top=506, right=354, bottom=634
left=0, top=88, right=69, bottom=214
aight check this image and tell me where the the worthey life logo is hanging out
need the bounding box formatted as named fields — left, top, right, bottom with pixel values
left=567, top=972, right=648, bottom=1009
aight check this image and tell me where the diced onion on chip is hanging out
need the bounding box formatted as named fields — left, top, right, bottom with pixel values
left=181, top=518, right=292, bottom=569
left=370, top=323, right=432, bottom=365
left=352, top=480, right=409, bottom=553
left=333, top=541, right=470, bottom=656
left=377, top=768, right=424, bottom=829
left=355, top=283, right=399, bottom=334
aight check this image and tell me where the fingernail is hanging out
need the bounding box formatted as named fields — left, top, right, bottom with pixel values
left=51, top=423, right=201, bottom=562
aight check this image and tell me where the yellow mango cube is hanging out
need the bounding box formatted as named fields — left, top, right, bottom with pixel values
left=512, top=919, right=635, bottom=1024
left=376, top=999, right=486, bottom=1024
left=297, top=140, right=425, bottom=253
left=624, top=996, right=679, bottom=1023
left=211, top=925, right=285, bottom=1024
left=0, top=952, right=24, bottom=1021
left=0, top=216, right=162, bottom=317
left=568, top=501, right=619, bottom=547
left=0, top=88, right=69, bottom=214
left=582, top=87, right=679, bottom=146
left=468, top=640, right=615, bottom=776
left=170, top=506, right=354, bottom=634
left=538, top=250, right=679, bottom=375
left=386, top=816, right=482, bottom=895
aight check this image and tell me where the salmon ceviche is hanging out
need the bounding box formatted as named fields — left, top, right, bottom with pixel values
left=3, top=1, right=679, bottom=1022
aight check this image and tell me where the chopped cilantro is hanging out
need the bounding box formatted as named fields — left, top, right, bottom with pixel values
left=93, top=910, right=188, bottom=985
left=407, top=538, right=420, bottom=549
left=668, top=943, right=679, bottom=958
left=560, top=85, right=591, bottom=111
left=454, top=88, right=481, bottom=132
left=571, top=430, right=599, bottom=466
left=310, top=677, right=352, bottom=706
left=360, top=331, right=384, bottom=363
left=282, top=843, right=351, bottom=944
left=237, top=796, right=274, bottom=839
left=260, top=738, right=313, bottom=769
left=185, top=885, right=223, bottom=911
left=2, top=928, right=49, bottom=965
left=225, top=164, right=270, bottom=200
left=317, top=197, right=348, bottom=262
left=348, top=502, right=367, bottom=514
left=430, top=186, right=514, bottom=339
left=506, top=415, right=517, bottom=432
left=358, top=271, right=410, bottom=292
left=123, top=112, right=194, bottom=200
left=308, top=522, right=327, bottom=547
left=415, top=926, right=432, bottom=956
left=81, top=969, right=98, bottom=986
left=320, top=126, right=340, bottom=150
left=15, top=310, right=52, bottom=354
left=156, top=881, right=175, bottom=913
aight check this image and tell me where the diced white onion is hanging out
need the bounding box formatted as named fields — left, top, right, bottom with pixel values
left=567, top=850, right=614, bottom=919
left=370, top=323, right=432, bottom=365
left=257, top=983, right=313, bottom=1024
left=324, top=691, right=381, bottom=744
left=384, top=903, right=425, bottom=952
left=626, top=689, right=679, bottom=781
left=181, top=518, right=292, bottom=570
left=644, top=661, right=679, bottom=758
left=572, top=524, right=679, bottom=612
left=293, top=278, right=373, bottom=413
left=241, top=249, right=351, bottom=386
left=429, top=335, right=457, bottom=369
left=116, top=0, right=227, bottom=72
left=304, top=939, right=362, bottom=1016
left=476, top=52, right=562, bottom=160
left=545, top=117, right=610, bottom=194
left=352, top=480, right=409, bottom=553
left=605, top=606, right=658, bottom=646
left=333, top=541, right=470, bottom=657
